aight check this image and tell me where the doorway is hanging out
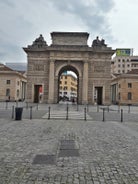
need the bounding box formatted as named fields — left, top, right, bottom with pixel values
left=95, top=87, right=103, bottom=105
left=34, top=85, right=42, bottom=103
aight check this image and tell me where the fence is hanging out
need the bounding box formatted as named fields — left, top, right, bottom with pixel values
left=88, top=105, right=138, bottom=122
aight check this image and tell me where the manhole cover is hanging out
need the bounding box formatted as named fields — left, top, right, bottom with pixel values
left=32, top=155, right=56, bottom=165
left=58, top=149, right=79, bottom=157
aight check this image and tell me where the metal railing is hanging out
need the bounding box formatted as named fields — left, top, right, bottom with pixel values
left=0, top=102, right=138, bottom=122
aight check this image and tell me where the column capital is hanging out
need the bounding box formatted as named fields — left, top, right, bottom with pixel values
left=49, top=59, right=55, bottom=63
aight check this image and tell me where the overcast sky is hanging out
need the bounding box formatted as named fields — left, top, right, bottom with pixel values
left=0, top=0, right=138, bottom=63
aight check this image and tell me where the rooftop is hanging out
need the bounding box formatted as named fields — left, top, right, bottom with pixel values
left=0, top=63, right=13, bottom=71
left=127, top=69, right=138, bottom=74
left=6, top=63, right=27, bottom=72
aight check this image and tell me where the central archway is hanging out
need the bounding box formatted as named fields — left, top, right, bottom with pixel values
left=56, top=65, right=80, bottom=103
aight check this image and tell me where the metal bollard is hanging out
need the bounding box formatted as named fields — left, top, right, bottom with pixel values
left=103, top=108, right=105, bottom=122
left=128, top=104, right=131, bottom=113
left=26, top=102, right=28, bottom=109
left=30, top=106, right=32, bottom=119
left=12, top=105, right=14, bottom=119
left=121, top=109, right=123, bottom=122
left=36, top=103, right=38, bottom=110
left=5, top=101, right=8, bottom=109
left=66, top=105, right=69, bottom=120
left=84, top=107, right=87, bottom=121
left=48, top=106, right=51, bottom=119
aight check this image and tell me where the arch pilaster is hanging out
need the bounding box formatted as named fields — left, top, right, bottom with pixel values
left=48, top=59, right=55, bottom=103
left=82, top=60, right=88, bottom=104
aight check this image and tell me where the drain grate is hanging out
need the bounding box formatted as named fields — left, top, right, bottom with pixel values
left=58, top=140, right=80, bottom=157
left=32, top=155, right=56, bottom=165
left=58, top=149, right=79, bottom=157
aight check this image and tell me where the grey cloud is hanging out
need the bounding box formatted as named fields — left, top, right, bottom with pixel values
left=0, top=0, right=115, bottom=63
left=49, top=0, right=115, bottom=39
left=0, top=0, right=15, bottom=7
left=95, top=0, right=114, bottom=12
left=0, top=43, right=25, bottom=62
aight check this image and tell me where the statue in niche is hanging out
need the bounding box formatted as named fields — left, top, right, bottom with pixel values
left=92, top=36, right=107, bottom=47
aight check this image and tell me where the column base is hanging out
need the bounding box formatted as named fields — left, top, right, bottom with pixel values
left=48, top=99, right=55, bottom=104
left=82, top=100, right=88, bottom=105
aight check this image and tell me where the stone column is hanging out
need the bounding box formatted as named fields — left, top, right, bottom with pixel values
left=82, top=61, right=88, bottom=104
left=48, top=60, right=55, bottom=103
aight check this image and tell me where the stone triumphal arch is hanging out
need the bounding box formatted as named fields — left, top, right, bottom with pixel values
left=23, top=32, right=115, bottom=105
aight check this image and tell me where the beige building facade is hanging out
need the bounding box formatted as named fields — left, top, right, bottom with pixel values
left=0, top=64, right=27, bottom=101
left=111, top=70, right=138, bottom=105
left=59, top=73, right=77, bottom=101
left=111, top=55, right=138, bottom=74
left=23, top=32, right=114, bottom=105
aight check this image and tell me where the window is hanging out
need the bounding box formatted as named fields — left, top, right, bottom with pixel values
left=118, top=84, right=121, bottom=88
left=6, top=89, right=10, bottom=96
left=127, top=64, right=130, bottom=67
left=6, top=80, right=10, bottom=84
left=118, top=59, right=120, bottom=62
left=64, top=81, right=67, bottom=85
left=128, top=92, right=132, bottom=100
left=17, top=89, right=19, bottom=97
left=65, top=76, right=67, bottom=79
left=128, top=83, right=132, bottom=88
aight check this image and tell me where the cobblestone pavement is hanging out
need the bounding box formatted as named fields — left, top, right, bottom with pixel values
left=0, top=117, right=138, bottom=184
